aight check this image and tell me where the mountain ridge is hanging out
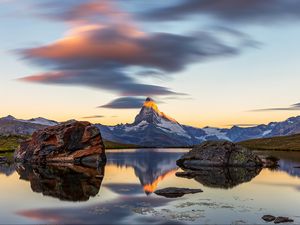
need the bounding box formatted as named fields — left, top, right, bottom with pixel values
left=2, top=98, right=300, bottom=147
left=95, top=98, right=300, bottom=147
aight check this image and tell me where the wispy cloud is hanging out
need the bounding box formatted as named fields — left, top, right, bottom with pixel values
left=99, top=97, right=146, bottom=109
left=142, top=0, right=300, bottom=24
left=81, top=115, right=104, bottom=119
left=251, top=103, right=300, bottom=111
left=225, top=123, right=259, bottom=127
left=17, top=0, right=256, bottom=99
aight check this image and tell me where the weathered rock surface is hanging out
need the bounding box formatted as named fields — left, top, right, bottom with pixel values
left=16, top=163, right=104, bottom=201
left=154, top=187, right=203, bottom=198
left=176, top=166, right=261, bottom=189
left=14, top=120, right=106, bottom=164
left=177, top=141, right=263, bottom=169
left=262, top=215, right=276, bottom=222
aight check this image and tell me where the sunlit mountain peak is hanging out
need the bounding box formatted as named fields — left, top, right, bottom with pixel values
left=134, top=97, right=177, bottom=124
left=143, top=97, right=159, bottom=113
left=143, top=169, right=177, bottom=195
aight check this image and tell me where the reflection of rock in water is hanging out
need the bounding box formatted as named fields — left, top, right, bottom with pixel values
left=16, top=163, right=105, bottom=201
left=106, top=150, right=182, bottom=194
left=0, top=163, right=15, bottom=176
left=176, top=167, right=261, bottom=189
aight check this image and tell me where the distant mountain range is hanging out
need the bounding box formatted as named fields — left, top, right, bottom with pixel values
left=2, top=97, right=300, bottom=147
left=0, top=115, right=58, bottom=136
left=96, top=97, right=300, bottom=147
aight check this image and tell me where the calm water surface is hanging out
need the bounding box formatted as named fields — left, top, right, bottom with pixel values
left=0, top=149, right=300, bottom=224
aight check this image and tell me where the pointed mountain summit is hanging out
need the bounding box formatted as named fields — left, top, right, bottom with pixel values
left=134, top=97, right=177, bottom=125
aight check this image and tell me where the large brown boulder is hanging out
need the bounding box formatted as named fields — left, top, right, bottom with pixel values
left=177, top=140, right=263, bottom=169
left=14, top=120, right=106, bottom=164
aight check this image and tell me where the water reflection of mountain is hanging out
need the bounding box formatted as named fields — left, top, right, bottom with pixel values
left=16, top=163, right=105, bottom=202
left=0, top=163, right=15, bottom=176
left=278, top=160, right=300, bottom=178
left=106, top=149, right=184, bottom=194
left=256, top=151, right=300, bottom=178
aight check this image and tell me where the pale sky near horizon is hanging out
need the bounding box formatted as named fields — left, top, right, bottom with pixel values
left=1, top=0, right=300, bottom=128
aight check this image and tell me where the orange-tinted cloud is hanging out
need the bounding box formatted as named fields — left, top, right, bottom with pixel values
left=19, top=0, right=255, bottom=98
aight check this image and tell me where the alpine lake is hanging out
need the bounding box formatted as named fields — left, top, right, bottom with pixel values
left=0, top=148, right=300, bottom=224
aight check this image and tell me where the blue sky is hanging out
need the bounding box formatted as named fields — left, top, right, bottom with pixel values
left=1, top=0, right=300, bottom=127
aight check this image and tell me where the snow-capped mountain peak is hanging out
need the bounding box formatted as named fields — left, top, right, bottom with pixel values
left=134, top=97, right=177, bottom=124
left=2, top=115, right=16, bottom=120
left=27, top=117, right=58, bottom=126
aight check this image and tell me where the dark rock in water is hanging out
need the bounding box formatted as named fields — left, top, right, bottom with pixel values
left=14, top=120, right=106, bottom=164
left=176, top=166, right=261, bottom=189
left=154, top=187, right=202, bottom=198
left=261, top=156, right=280, bottom=168
left=16, top=163, right=104, bottom=201
left=176, top=141, right=263, bottom=169
left=262, top=215, right=276, bottom=222
left=274, top=216, right=294, bottom=224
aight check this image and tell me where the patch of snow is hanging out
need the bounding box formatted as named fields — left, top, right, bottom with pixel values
left=108, top=126, right=115, bottom=131
left=195, top=136, right=206, bottom=141
left=262, top=129, right=272, bottom=136
left=203, top=127, right=230, bottom=140
left=124, top=121, right=148, bottom=132
left=157, top=118, right=191, bottom=138
left=23, top=117, right=58, bottom=126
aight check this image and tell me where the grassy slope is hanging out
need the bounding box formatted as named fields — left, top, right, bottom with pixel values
left=0, top=135, right=29, bottom=152
left=103, top=140, right=138, bottom=149
left=0, top=135, right=137, bottom=151
left=239, top=133, right=300, bottom=151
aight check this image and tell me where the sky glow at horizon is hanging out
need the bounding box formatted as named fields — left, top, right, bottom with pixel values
left=1, top=0, right=300, bottom=128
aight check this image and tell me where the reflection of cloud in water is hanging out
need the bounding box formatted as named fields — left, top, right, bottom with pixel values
left=17, top=196, right=175, bottom=225
left=255, top=181, right=300, bottom=192
left=106, top=150, right=183, bottom=194
left=16, top=163, right=105, bottom=202
left=104, top=184, right=144, bottom=195
left=256, top=151, right=300, bottom=178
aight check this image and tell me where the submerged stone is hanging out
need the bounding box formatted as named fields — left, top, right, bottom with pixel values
left=262, top=215, right=276, bottom=222
left=274, top=217, right=294, bottom=224
left=154, top=187, right=203, bottom=198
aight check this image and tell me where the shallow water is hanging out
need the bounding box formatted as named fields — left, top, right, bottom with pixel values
left=0, top=149, right=300, bottom=224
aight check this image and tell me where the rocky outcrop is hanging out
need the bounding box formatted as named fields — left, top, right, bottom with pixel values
left=177, top=141, right=263, bottom=169
left=14, top=120, right=106, bottom=164
left=154, top=187, right=203, bottom=198
left=16, top=163, right=104, bottom=201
